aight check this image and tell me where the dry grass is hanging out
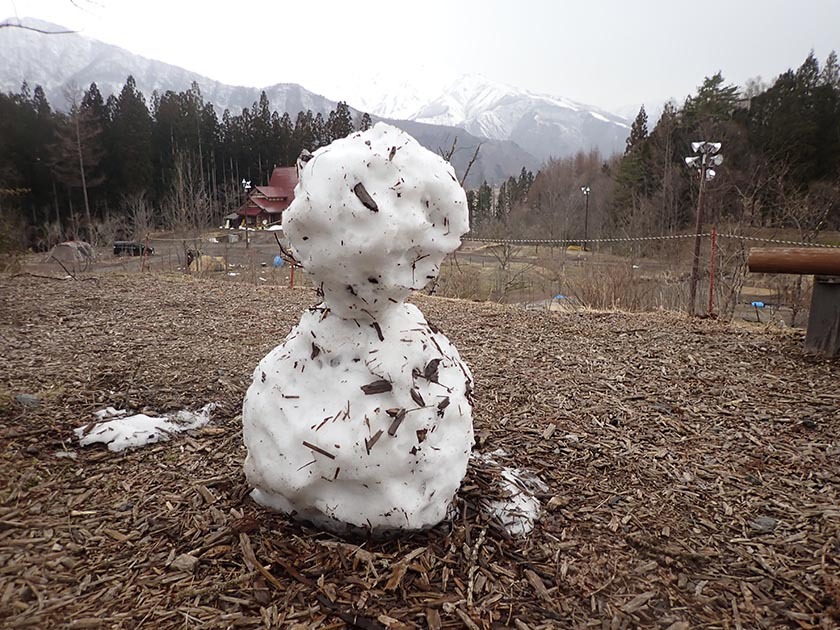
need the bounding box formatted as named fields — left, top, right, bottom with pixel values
left=1, top=273, right=838, bottom=629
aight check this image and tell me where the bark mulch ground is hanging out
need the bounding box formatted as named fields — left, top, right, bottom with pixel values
left=1, top=273, right=838, bottom=629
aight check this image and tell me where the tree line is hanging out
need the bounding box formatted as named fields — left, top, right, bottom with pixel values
left=2, top=51, right=839, bottom=253
left=0, top=75, right=370, bottom=248
left=475, top=51, right=840, bottom=245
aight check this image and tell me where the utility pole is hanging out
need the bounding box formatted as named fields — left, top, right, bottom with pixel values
left=685, top=142, right=723, bottom=316
left=580, top=185, right=591, bottom=251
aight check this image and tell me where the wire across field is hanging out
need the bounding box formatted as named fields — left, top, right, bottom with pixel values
left=0, top=274, right=838, bottom=628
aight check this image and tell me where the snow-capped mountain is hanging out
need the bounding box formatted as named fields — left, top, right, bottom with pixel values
left=0, top=18, right=339, bottom=116
left=0, top=18, right=538, bottom=186
left=318, top=71, right=454, bottom=121
left=405, top=75, right=630, bottom=161
left=2, top=18, right=632, bottom=179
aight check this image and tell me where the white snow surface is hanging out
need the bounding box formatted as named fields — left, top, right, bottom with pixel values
left=475, top=450, right=547, bottom=537
left=489, top=467, right=546, bottom=537
left=283, top=123, right=468, bottom=320
left=244, top=124, right=474, bottom=533
left=75, top=403, right=217, bottom=452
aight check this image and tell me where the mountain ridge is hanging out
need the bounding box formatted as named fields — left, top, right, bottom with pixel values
left=403, top=74, right=630, bottom=161
left=1, top=17, right=626, bottom=183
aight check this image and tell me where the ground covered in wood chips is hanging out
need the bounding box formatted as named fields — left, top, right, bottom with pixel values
left=1, top=273, right=838, bottom=630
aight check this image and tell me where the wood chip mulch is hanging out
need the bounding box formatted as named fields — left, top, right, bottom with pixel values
left=0, top=273, right=838, bottom=629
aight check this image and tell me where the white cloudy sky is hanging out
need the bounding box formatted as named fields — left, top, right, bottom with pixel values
left=5, top=0, right=839, bottom=111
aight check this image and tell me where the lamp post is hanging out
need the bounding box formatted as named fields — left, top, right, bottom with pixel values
left=580, top=185, right=591, bottom=251
left=685, top=142, right=723, bottom=316
left=241, top=178, right=252, bottom=249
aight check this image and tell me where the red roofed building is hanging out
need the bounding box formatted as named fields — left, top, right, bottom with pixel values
left=237, top=166, right=298, bottom=227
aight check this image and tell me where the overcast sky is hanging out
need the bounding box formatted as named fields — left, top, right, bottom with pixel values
left=5, top=0, right=839, bottom=111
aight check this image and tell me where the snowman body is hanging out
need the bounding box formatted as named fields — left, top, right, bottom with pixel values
left=242, top=124, right=474, bottom=533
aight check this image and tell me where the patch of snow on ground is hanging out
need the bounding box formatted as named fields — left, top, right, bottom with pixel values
left=474, top=450, right=547, bottom=537
left=75, top=403, right=217, bottom=452
left=94, top=406, right=125, bottom=420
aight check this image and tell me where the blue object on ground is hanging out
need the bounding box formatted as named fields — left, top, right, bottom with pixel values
left=273, top=255, right=284, bottom=268
left=554, top=294, right=566, bottom=300
left=751, top=301, right=765, bottom=308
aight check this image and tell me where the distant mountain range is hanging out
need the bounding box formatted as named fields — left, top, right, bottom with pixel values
left=0, top=19, right=340, bottom=120
left=1, top=17, right=634, bottom=183
left=407, top=75, right=630, bottom=162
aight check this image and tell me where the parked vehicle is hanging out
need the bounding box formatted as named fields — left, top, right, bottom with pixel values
left=113, top=241, right=154, bottom=256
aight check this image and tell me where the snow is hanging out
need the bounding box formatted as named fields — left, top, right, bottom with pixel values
left=94, top=406, right=126, bottom=420
left=75, top=403, right=217, bottom=452
left=475, top=450, right=547, bottom=537
left=317, top=70, right=454, bottom=121
left=243, top=123, right=474, bottom=533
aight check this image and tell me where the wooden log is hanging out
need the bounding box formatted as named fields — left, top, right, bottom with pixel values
left=748, top=248, right=840, bottom=276
left=804, top=276, right=840, bottom=358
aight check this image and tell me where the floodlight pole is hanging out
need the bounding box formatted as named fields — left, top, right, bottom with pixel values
left=686, top=142, right=721, bottom=317
left=688, top=159, right=707, bottom=316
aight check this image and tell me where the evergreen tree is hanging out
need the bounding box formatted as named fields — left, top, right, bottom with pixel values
left=613, top=105, right=655, bottom=234
left=81, top=83, right=109, bottom=127
left=358, top=112, right=372, bottom=132
left=821, top=50, right=840, bottom=89
left=327, top=101, right=354, bottom=141
left=2, top=84, right=56, bottom=227
left=624, top=106, right=648, bottom=155
left=242, top=92, right=274, bottom=183
left=79, top=83, right=109, bottom=212
left=496, top=180, right=509, bottom=218
left=477, top=180, right=494, bottom=224
left=314, top=112, right=328, bottom=147
left=111, top=76, right=152, bottom=197
left=29, top=86, right=57, bottom=214
left=292, top=110, right=316, bottom=155
left=683, top=72, right=740, bottom=122
left=277, top=112, right=294, bottom=164
left=748, top=52, right=839, bottom=183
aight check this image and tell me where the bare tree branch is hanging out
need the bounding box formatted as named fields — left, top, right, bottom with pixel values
left=460, top=143, right=483, bottom=187
left=0, top=22, right=77, bottom=34
left=273, top=233, right=300, bottom=266
left=439, top=137, right=458, bottom=162
left=438, top=136, right=482, bottom=187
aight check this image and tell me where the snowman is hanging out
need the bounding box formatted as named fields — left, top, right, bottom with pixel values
left=242, top=123, right=475, bottom=533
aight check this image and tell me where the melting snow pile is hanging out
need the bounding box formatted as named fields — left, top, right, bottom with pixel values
left=474, top=450, right=547, bottom=537
left=75, top=403, right=217, bottom=452
left=243, top=123, right=474, bottom=533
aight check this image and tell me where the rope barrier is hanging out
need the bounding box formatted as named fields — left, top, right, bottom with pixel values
left=463, top=233, right=840, bottom=248
left=464, top=234, right=708, bottom=245
left=145, top=231, right=840, bottom=248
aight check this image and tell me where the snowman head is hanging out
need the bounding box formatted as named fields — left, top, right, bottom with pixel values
left=283, top=123, right=469, bottom=320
